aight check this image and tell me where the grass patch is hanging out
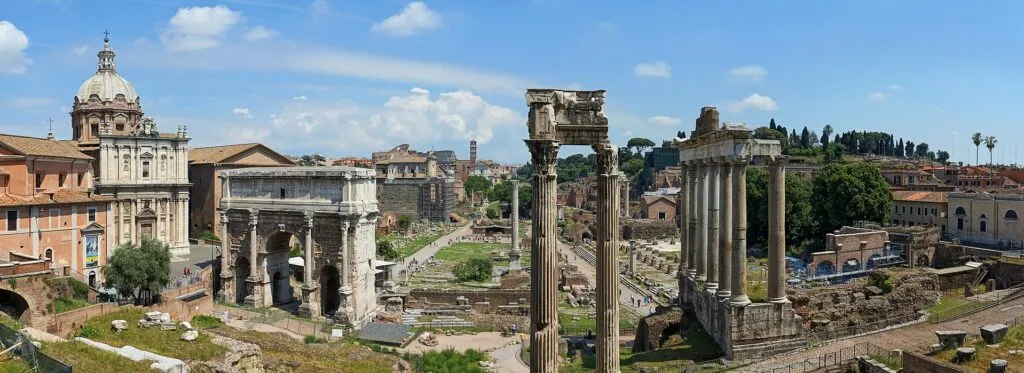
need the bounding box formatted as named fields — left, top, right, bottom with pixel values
left=78, top=308, right=226, bottom=361
left=54, top=297, right=90, bottom=313
left=393, top=228, right=455, bottom=259
left=42, top=341, right=153, bottom=373
left=927, top=296, right=988, bottom=322
left=210, top=327, right=398, bottom=372
left=404, top=348, right=488, bottom=373
left=0, top=314, right=21, bottom=330
left=933, top=322, right=1024, bottom=371
left=0, top=358, right=33, bottom=373
left=558, top=313, right=634, bottom=334
left=561, top=315, right=723, bottom=372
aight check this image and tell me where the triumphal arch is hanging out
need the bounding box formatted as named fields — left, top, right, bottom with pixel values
left=676, top=107, right=805, bottom=359
left=217, top=167, right=379, bottom=327
left=525, top=89, right=621, bottom=372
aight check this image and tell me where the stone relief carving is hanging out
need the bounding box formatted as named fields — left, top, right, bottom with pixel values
left=527, top=141, right=560, bottom=176
left=160, top=155, right=167, bottom=171
left=123, top=156, right=130, bottom=171
left=594, top=142, right=618, bottom=174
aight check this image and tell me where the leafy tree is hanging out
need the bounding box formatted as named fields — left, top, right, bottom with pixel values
left=821, top=125, right=833, bottom=148
left=972, top=132, right=983, bottom=165
left=297, top=153, right=326, bottom=166
left=486, top=204, right=499, bottom=219
left=800, top=127, right=810, bottom=149
left=808, top=131, right=819, bottom=148
left=914, top=142, right=929, bottom=157
left=810, top=163, right=893, bottom=238
left=488, top=181, right=532, bottom=218
left=896, top=138, right=905, bottom=157
left=985, top=136, right=998, bottom=165
left=398, top=215, right=412, bottom=233
left=745, top=168, right=814, bottom=246
left=376, top=240, right=399, bottom=260
left=935, top=150, right=950, bottom=165
left=464, top=175, right=492, bottom=196
left=104, top=237, right=171, bottom=305
left=905, top=141, right=915, bottom=158
left=516, top=163, right=533, bottom=179
left=824, top=143, right=845, bottom=164
left=769, top=118, right=777, bottom=130
left=452, top=258, right=493, bottom=283
left=753, top=126, right=790, bottom=153
left=622, top=158, right=644, bottom=179
left=617, top=147, right=634, bottom=166
left=626, top=137, right=656, bottom=156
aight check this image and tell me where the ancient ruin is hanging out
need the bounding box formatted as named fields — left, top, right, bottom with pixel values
left=217, top=167, right=379, bottom=327
left=676, top=107, right=804, bottom=359
left=524, top=89, right=620, bottom=372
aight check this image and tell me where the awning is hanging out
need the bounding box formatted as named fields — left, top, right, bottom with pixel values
left=288, top=257, right=304, bottom=267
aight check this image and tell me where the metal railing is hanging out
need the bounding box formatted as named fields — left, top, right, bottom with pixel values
left=0, top=323, right=72, bottom=373
left=931, top=281, right=1024, bottom=323
left=214, top=304, right=336, bottom=340
left=759, top=342, right=891, bottom=373
left=805, top=313, right=925, bottom=347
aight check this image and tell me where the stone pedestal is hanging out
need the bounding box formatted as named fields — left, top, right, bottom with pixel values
left=298, top=284, right=320, bottom=318
left=219, top=272, right=235, bottom=303
left=243, top=276, right=262, bottom=307
left=335, top=286, right=355, bottom=325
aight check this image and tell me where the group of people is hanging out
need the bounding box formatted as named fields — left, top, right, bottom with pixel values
left=630, top=295, right=654, bottom=308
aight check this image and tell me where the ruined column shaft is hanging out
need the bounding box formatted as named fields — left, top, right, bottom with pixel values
left=594, top=143, right=620, bottom=372
left=678, top=165, right=689, bottom=299
left=718, top=162, right=733, bottom=298
left=706, top=162, right=720, bottom=290
left=767, top=160, right=788, bottom=303
left=219, top=210, right=232, bottom=300
left=304, top=215, right=314, bottom=284
left=687, top=163, right=697, bottom=278
left=731, top=163, right=751, bottom=306
left=248, top=212, right=259, bottom=278
left=526, top=139, right=560, bottom=373
left=695, top=163, right=707, bottom=281
left=510, top=181, right=521, bottom=270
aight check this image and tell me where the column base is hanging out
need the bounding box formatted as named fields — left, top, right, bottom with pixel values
left=705, top=282, right=718, bottom=290
left=729, top=295, right=752, bottom=307
left=716, top=290, right=731, bottom=300
left=298, top=285, right=321, bottom=318
left=768, top=296, right=790, bottom=304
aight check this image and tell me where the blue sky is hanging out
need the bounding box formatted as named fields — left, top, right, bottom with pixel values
left=1, top=0, right=1022, bottom=165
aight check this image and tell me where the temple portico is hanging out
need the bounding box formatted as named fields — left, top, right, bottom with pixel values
left=677, top=107, right=804, bottom=360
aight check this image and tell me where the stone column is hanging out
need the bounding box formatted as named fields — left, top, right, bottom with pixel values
left=594, top=142, right=620, bottom=372
left=706, top=162, right=720, bottom=291
left=526, top=139, right=560, bottom=373
left=337, top=219, right=354, bottom=324
left=678, top=164, right=689, bottom=301
left=299, top=213, right=320, bottom=318
left=686, top=162, right=698, bottom=278
left=731, top=161, right=751, bottom=306
left=509, top=180, right=522, bottom=271
left=244, top=210, right=259, bottom=307
left=767, top=158, right=788, bottom=303
left=622, top=176, right=630, bottom=218
left=219, top=210, right=233, bottom=302
left=695, top=162, right=707, bottom=282
left=718, top=160, right=732, bottom=299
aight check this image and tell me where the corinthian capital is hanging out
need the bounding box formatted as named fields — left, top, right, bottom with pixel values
left=526, top=140, right=560, bottom=176
left=593, top=142, right=618, bottom=175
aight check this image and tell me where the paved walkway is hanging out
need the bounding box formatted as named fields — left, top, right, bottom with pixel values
left=557, top=240, right=655, bottom=317
left=400, top=224, right=472, bottom=272
left=743, top=294, right=1024, bottom=370
left=491, top=343, right=530, bottom=373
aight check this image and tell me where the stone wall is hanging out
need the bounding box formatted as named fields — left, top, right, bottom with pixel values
left=933, top=267, right=978, bottom=292
left=991, top=260, right=1024, bottom=288
left=48, top=281, right=213, bottom=337
left=404, top=289, right=530, bottom=313
left=901, top=351, right=968, bottom=373
left=620, top=219, right=677, bottom=240
left=931, top=242, right=1004, bottom=268
left=378, top=183, right=421, bottom=218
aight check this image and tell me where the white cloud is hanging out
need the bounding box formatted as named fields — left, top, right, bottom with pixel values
left=0, top=21, right=31, bottom=74
left=888, top=84, right=903, bottom=92
left=266, top=87, right=521, bottom=150
left=160, top=5, right=243, bottom=51
left=633, top=61, right=671, bottom=78
left=729, top=65, right=767, bottom=82
left=372, top=2, right=442, bottom=38
left=232, top=107, right=254, bottom=119
left=243, top=26, right=278, bottom=42
left=868, top=92, right=887, bottom=101
left=727, top=93, right=777, bottom=112
left=292, top=95, right=309, bottom=101
left=2, top=97, right=53, bottom=109
left=648, top=116, right=681, bottom=126
left=71, top=45, right=89, bottom=56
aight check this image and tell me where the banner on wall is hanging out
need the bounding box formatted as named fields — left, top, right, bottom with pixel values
left=85, top=235, right=99, bottom=268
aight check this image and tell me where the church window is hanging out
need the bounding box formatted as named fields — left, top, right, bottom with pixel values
left=142, top=161, right=151, bottom=178
left=88, top=208, right=96, bottom=222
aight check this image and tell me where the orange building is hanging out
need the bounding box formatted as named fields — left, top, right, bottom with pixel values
left=0, top=134, right=111, bottom=287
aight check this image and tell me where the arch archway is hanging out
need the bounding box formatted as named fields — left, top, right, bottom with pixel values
left=321, top=265, right=341, bottom=317
left=916, top=254, right=930, bottom=267
left=866, top=254, right=883, bottom=269
left=841, top=258, right=861, bottom=273
left=264, top=231, right=297, bottom=307
left=234, top=256, right=250, bottom=304
left=815, top=261, right=835, bottom=277
left=0, top=290, right=29, bottom=323
left=88, top=271, right=97, bottom=288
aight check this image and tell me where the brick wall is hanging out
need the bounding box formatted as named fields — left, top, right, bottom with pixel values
left=405, top=289, right=530, bottom=312
left=378, top=183, right=420, bottom=218
left=901, top=351, right=967, bottom=373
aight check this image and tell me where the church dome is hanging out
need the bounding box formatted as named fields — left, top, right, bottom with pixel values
left=75, top=34, right=138, bottom=103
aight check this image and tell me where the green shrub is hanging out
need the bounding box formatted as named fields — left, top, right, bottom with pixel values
left=452, top=257, right=493, bottom=283
left=198, top=230, right=219, bottom=241
left=54, top=298, right=89, bottom=313
left=303, top=335, right=326, bottom=344
left=190, top=315, right=222, bottom=330
left=77, top=325, right=101, bottom=339
left=289, top=244, right=302, bottom=258
left=408, top=348, right=487, bottom=373
left=69, top=278, right=90, bottom=296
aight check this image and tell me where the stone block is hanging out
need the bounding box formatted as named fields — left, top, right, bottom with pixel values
left=981, top=324, right=1009, bottom=344
left=935, top=330, right=967, bottom=349
left=181, top=330, right=199, bottom=341
left=179, top=322, right=193, bottom=330
left=111, top=320, right=128, bottom=332
left=991, top=359, right=1008, bottom=373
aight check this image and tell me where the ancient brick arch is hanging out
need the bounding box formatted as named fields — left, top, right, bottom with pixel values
left=217, top=167, right=379, bottom=326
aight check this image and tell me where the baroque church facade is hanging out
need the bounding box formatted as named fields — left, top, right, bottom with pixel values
left=70, top=35, right=191, bottom=255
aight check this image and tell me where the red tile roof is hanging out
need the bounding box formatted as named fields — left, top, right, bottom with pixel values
left=892, top=190, right=948, bottom=203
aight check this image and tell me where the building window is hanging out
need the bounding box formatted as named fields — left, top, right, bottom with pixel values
left=35, top=174, right=44, bottom=189
left=957, top=217, right=964, bottom=230
left=658, top=211, right=666, bottom=220
left=1006, top=210, right=1019, bottom=221
left=917, top=207, right=921, bottom=215
left=280, top=188, right=286, bottom=199
left=5, top=210, right=16, bottom=231
left=955, top=207, right=966, bottom=216
left=88, top=208, right=96, bottom=222
left=980, top=213, right=988, bottom=233
left=58, top=173, right=67, bottom=187
left=902, top=206, right=906, bottom=214
left=142, top=161, right=151, bottom=178
left=44, top=248, right=52, bottom=259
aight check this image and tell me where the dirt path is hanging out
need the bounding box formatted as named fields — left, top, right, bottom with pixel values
left=744, top=295, right=1024, bottom=370
left=491, top=343, right=530, bottom=373
left=400, top=225, right=472, bottom=272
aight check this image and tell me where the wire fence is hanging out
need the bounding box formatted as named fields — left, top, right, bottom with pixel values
left=0, top=323, right=72, bottom=373
left=805, top=312, right=925, bottom=347
left=930, top=281, right=1024, bottom=323
left=760, top=342, right=891, bottom=373
left=213, top=304, right=337, bottom=340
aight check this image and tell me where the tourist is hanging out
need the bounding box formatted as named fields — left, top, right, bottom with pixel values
left=510, top=323, right=517, bottom=334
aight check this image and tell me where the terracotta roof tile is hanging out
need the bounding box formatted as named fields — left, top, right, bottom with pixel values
left=892, top=190, right=948, bottom=203
left=0, top=134, right=92, bottom=160
left=0, top=189, right=110, bottom=207
left=189, top=143, right=295, bottom=165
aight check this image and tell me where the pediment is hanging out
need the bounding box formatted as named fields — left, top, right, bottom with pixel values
left=81, top=221, right=105, bottom=234
left=972, top=193, right=995, bottom=201
left=137, top=208, right=157, bottom=219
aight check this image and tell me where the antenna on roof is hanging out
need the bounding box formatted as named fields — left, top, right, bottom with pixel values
left=47, top=117, right=54, bottom=140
